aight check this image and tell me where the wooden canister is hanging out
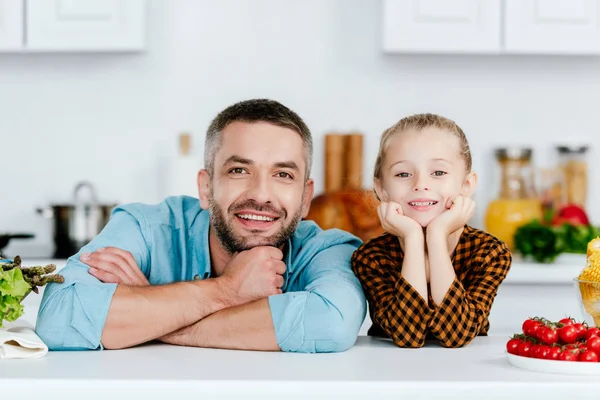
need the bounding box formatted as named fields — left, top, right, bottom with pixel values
left=345, top=133, right=363, bottom=189
left=325, top=134, right=346, bottom=193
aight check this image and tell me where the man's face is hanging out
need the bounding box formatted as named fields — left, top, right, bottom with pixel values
left=199, top=121, right=314, bottom=254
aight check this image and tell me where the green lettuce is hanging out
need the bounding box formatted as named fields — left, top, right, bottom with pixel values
left=0, top=267, right=31, bottom=328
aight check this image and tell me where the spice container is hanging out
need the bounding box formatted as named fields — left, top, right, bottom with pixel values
left=537, top=167, right=566, bottom=224
left=556, top=145, right=589, bottom=211
left=485, top=148, right=543, bottom=250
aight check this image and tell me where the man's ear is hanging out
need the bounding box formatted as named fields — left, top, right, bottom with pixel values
left=301, top=178, right=315, bottom=218
left=198, top=169, right=211, bottom=210
left=461, top=171, right=479, bottom=197
left=373, top=178, right=388, bottom=202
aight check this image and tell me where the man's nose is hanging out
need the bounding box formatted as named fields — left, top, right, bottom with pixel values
left=246, top=173, right=274, bottom=204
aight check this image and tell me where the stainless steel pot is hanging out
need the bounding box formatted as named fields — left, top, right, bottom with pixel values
left=37, top=182, right=117, bottom=258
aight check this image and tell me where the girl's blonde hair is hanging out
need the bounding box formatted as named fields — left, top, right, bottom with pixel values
left=373, top=113, right=472, bottom=180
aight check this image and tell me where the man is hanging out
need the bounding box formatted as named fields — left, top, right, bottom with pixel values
left=35, top=99, right=367, bottom=353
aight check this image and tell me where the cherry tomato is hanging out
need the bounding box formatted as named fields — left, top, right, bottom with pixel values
left=584, top=327, right=600, bottom=341
left=587, top=336, right=600, bottom=353
left=506, top=338, right=521, bottom=355
left=559, top=317, right=575, bottom=326
left=559, top=350, right=578, bottom=361
left=537, top=345, right=551, bottom=359
left=579, top=350, right=599, bottom=363
left=559, top=325, right=579, bottom=344
left=529, top=344, right=542, bottom=358
left=518, top=341, right=532, bottom=357
left=522, top=319, right=542, bottom=336
left=538, top=327, right=559, bottom=345
left=546, top=346, right=562, bottom=360
left=573, top=323, right=587, bottom=339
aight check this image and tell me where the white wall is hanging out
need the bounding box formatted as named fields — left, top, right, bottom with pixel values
left=2, top=0, right=599, bottom=257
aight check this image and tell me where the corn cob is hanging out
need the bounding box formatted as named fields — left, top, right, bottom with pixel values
left=579, top=237, right=600, bottom=326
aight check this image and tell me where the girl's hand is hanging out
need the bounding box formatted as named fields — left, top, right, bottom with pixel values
left=377, top=201, right=423, bottom=240
left=427, top=195, right=475, bottom=238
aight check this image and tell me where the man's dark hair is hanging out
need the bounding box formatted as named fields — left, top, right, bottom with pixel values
left=204, top=99, right=313, bottom=178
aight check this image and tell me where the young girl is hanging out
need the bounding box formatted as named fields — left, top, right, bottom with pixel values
left=352, top=113, right=512, bottom=348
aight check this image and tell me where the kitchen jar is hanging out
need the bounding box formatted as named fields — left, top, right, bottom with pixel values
left=485, top=148, right=543, bottom=250
left=556, top=145, right=589, bottom=211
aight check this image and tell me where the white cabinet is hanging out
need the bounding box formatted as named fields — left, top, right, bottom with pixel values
left=383, top=0, right=600, bottom=55
left=0, top=0, right=23, bottom=50
left=504, top=0, right=600, bottom=55
left=26, top=0, right=145, bottom=51
left=382, top=0, right=502, bottom=53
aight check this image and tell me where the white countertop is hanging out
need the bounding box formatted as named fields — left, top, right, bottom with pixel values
left=1, top=336, right=599, bottom=400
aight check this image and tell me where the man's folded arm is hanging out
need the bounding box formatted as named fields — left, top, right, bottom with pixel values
left=35, top=208, right=230, bottom=350
left=268, top=240, right=367, bottom=353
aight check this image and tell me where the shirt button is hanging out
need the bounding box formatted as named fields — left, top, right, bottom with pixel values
left=193, top=274, right=200, bottom=280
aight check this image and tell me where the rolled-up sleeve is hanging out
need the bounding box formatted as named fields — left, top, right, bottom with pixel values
left=268, top=240, right=366, bottom=353
left=35, top=207, right=149, bottom=350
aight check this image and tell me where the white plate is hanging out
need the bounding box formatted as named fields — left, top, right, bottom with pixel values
left=507, top=352, right=600, bottom=375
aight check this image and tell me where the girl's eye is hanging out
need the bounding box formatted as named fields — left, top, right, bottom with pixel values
left=432, top=171, right=447, bottom=177
left=229, top=168, right=247, bottom=175
left=396, top=172, right=411, bottom=178
left=277, top=172, right=293, bottom=179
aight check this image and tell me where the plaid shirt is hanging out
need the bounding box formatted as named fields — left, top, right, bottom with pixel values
left=351, top=225, right=512, bottom=348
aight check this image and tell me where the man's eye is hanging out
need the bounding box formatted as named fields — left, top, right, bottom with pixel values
left=229, top=168, right=247, bottom=175
left=432, top=171, right=447, bottom=176
left=276, top=172, right=293, bottom=179
left=396, top=172, right=410, bottom=178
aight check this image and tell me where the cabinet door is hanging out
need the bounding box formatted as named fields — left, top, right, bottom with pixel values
left=26, top=0, right=145, bottom=51
left=0, top=0, right=23, bottom=50
left=382, top=0, right=502, bottom=53
left=504, top=0, right=600, bottom=54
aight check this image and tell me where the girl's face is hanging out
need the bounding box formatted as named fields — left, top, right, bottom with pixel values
left=375, top=127, right=477, bottom=228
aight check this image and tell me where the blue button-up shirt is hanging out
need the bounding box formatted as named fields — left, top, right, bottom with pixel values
left=35, top=196, right=366, bottom=353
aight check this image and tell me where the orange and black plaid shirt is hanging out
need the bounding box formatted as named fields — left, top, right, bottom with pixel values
left=351, top=225, right=512, bottom=348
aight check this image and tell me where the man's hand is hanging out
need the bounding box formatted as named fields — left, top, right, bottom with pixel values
left=377, top=201, right=423, bottom=240
left=217, top=246, right=286, bottom=307
left=427, top=195, right=475, bottom=238
left=82, top=247, right=150, bottom=286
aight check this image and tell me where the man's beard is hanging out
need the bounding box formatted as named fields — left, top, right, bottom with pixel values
left=208, top=190, right=304, bottom=255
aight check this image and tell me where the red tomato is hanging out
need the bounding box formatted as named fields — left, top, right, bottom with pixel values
left=546, top=346, right=562, bottom=360
left=587, top=336, right=600, bottom=353
left=522, top=319, right=542, bottom=336
left=538, top=327, right=559, bottom=345
left=559, top=317, right=575, bottom=326
left=573, top=323, right=587, bottom=339
left=529, top=344, right=542, bottom=358
left=559, top=325, right=579, bottom=344
left=584, top=327, right=600, bottom=341
left=506, top=338, right=521, bottom=355
left=559, top=350, right=578, bottom=361
left=579, top=350, right=599, bottom=363
left=537, top=345, right=551, bottom=359
left=518, top=341, right=532, bottom=357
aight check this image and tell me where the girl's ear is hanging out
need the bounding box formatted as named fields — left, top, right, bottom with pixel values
left=461, top=171, right=479, bottom=197
left=374, top=178, right=389, bottom=202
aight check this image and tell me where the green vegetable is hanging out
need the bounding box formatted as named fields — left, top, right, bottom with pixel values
left=0, top=267, right=30, bottom=328
left=514, top=220, right=600, bottom=263
left=0, top=256, right=64, bottom=328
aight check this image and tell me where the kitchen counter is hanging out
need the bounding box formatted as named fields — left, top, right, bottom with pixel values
left=1, top=336, right=599, bottom=400
left=504, top=253, right=585, bottom=285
